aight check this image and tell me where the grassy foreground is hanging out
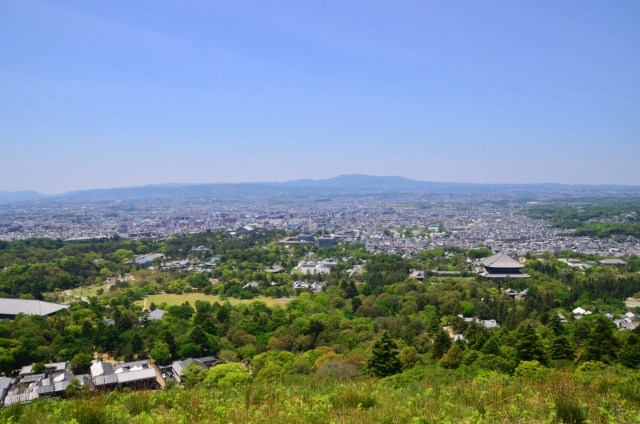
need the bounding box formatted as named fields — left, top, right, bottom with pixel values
left=3, top=368, right=640, bottom=424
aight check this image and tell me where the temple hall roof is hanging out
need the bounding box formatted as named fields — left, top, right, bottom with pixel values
left=480, top=252, right=525, bottom=269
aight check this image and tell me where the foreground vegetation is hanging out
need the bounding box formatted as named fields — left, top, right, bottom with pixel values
left=527, top=198, right=640, bottom=238
left=2, top=231, right=640, bottom=422
left=3, top=366, right=640, bottom=423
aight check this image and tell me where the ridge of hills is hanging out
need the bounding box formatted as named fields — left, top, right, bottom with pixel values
left=1, top=175, right=639, bottom=201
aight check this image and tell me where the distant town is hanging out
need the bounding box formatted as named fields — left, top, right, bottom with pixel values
left=1, top=187, right=639, bottom=259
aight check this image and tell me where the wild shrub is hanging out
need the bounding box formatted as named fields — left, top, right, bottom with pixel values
left=122, top=391, right=152, bottom=416
left=330, top=384, right=377, bottom=409
left=314, top=359, right=357, bottom=381
left=552, top=378, right=587, bottom=424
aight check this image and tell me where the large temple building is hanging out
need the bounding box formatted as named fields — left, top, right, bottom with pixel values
left=479, top=251, right=530, bottom=284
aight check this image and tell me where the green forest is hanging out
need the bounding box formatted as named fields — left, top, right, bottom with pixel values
left=1, top=231, right=640, bottom=423
left=527, top=199, right=640, bottom=238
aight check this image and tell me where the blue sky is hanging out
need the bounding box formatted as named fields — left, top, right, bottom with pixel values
left=1, top=0, right=639, bottom=192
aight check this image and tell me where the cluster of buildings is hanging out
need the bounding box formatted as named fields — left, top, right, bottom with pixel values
left=1, top=354, right=228, bottom=406
left=294, top=258, right=338, bottom=275
left=1, top=192, right=638, bottom=260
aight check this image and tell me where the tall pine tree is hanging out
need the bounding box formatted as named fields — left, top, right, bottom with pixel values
left=364, top=331, right=402, bottom=378
left=550, top=335, right=574, bottom=360
left=548, top=313, right=564, bottom=336
left=481, top=337, right=501, bottom=356
left=516, top=323, right=548, bottom=365
left=619, top=333, right=640, bottom=369
left=580, top=316, right=619, bottom=364
left=432, top=329, right=452, bottom=360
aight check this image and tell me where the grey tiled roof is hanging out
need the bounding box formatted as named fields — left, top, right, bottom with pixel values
left=0, top=299, right=69, bottom=317
left=21, top=361, right=67, bottom=375
left=116, top=368, right=156, bottom=383
left=0, top=378, right=14, bottom=391
left=90, top=361, right=114, bottom=377
left=19, top=374, right=45, bottom=384
left=114, top=360, right=148, bottom=370
left=93, top=374, right=118, bottom=386
left=147, top=309, right=166, bottom=321
left=480, top=252, right=524, bottom=269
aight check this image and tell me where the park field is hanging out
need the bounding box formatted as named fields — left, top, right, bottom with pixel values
left=626, top=299, right=640, bottom=308
left=71, top=282, right=111, bottom=297
left=135, top=292, right=289, bottom=309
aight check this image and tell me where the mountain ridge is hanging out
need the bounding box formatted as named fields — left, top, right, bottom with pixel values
left=2, top=175, right=639, bottom=202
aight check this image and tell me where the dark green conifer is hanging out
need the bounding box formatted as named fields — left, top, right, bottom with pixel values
left=581, top=316, right=619, bottom=364
left=550, top=335, right=574, bottom=360
left=131, top=333, right=144, bottom=354
left=471, top=334, right=488, bottom=351
left=216, top=306, right=230, bottom=323
left=351, top=297, right=362, bottom=313
left=189, top=325, right=210, bottom=349
left=201, top=318, right=220, bottom=336
left=481, top=337, right=501, bottom=356
left=548, top=313, right=564, bottom=336
left=618, top=333, right=640, bottom=369
left=432, top=329, right=452, bottom=360
left=426, top=312, right=441, bottom=336
left=162, top=331, right=178, bottom=358
left=364, top=331, right=402, bottom=378
left=516, top=323, right=548, bottom=365
left=346, top=281, right=359, bottom=298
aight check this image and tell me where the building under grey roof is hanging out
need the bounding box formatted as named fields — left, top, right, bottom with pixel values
left=479, top=252, right=529, bottom=282
left=18, top=374, right=46, bottom=384
left=171, top=358, right=208, bottom=382
left=318, top=234, right=337, bottom=248
left=0, top=378, right=14, bottom=392
left=93, top=373, right=118, bottom=388
left=481, top=252, right=525, bottom=269
left=20, top=361, right=68, bottom=375
left=0, top=377, right=14, bottom=404
left=90, top=361, right=114, bottom=377
left=4, top=390, right=38, bottom=406
left=242, top=282, right=259, bottom=290
left=409, top=270, right=425, bottom=281
left=599, top=259, right=627, bottom=266
left=147, top=309, right=166, bottom=321
left=265, top=264, right=283, bottom=273
left=116, top=368, right=157, bottom=385
left=0, top=299, right=69, bottom=319
left=114, top=359, right=149, bottom=370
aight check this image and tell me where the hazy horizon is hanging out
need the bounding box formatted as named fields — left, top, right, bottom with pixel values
left=1, top=1, right=639, bottom=192
left=3, top=174, right=640, bottom=197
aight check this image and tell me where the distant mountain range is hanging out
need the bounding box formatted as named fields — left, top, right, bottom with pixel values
left=0, top=190, right=46, bottom=201
left=1, top=175, right=639, bottom=202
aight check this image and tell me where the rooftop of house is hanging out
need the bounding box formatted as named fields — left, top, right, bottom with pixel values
left=0, top=299, right=69, bottom=317
left=20, top=361, right=68, bottom=375
left=147, top=309, right=166, bottom=321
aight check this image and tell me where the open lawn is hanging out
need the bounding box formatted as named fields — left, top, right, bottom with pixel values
left=430, top=276, right=476, bottom=282
left=72, top=282, right=111, bottom=297
left=626, top=299, right=640, bottom=308
left=135, top=293, right=289, bottom=309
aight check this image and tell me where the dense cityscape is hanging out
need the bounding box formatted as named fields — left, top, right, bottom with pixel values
left=2, top=189, right=639, bottom=259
